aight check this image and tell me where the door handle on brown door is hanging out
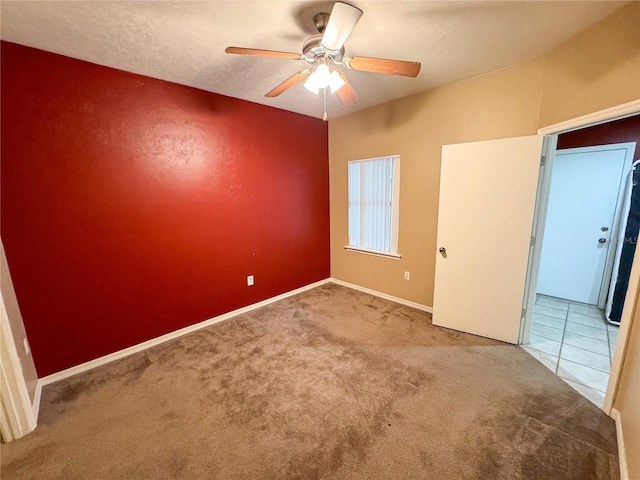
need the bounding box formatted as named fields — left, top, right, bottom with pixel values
left=599, top=238, right=607, bottom=244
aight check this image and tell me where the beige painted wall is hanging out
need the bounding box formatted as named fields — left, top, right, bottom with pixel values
left=614, top=291, right=640, bottom=479
left=1, top=242, right=38, bottom=403
left=538, top=2, right=640, bottom=127
left=329, top=2, right=640, bottom=307
left=330, top=59, right=543, bottom=304
left=330, top=3, right=640, bottom=475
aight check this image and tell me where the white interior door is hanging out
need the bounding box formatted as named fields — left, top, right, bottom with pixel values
left=433, top=135, right=544, bottom=344
left=536, top=145, right=629, bottom=305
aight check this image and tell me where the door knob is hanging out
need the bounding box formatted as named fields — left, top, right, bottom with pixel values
left=599, top=238, right=607, bottom=244
left=439, top=247, right=446, bottom=254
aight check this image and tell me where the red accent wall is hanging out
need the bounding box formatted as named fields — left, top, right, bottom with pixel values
left=1, top=41, right=330, bottom=377
left=557, top=115, right=640, bottom=159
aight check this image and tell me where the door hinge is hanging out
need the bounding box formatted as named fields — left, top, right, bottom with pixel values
left=521, top=308, right=526, bottom=318
left=530, top=236, right=536, bottom=247
left=540, top=155, right=546, bottom=166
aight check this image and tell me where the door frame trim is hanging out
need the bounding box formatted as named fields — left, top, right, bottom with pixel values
left=596, top=143, right=636, bottom=309
left=538, top=100, right=640, bottom=136
left=605, top=146, right=638, bottom=318
left=525, top=99, right=640, bottom=414
left=0, top=292, right=37, bottom=441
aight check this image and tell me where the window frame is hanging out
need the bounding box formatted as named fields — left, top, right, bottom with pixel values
left=345, top=154, right=401, bottom=259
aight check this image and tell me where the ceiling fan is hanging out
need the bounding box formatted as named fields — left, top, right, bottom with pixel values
left=225, top=2, right=421, bottom=119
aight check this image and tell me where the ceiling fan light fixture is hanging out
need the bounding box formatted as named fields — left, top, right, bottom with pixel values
left=303, top=75, right=320, bottom=94
left=304, top=65, right=345, bottom=95
left=314, top=63, right=332, bottom=88
left=328, top=70, right=346, bottom=93
left=303, top=63, right=330, bottom=93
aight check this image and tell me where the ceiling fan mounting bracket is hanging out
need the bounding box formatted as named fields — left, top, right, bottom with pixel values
left=313, top=12, right=330, bottom=34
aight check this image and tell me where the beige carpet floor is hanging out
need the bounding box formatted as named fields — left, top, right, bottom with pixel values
left=1, top=283, right=619, bottom=479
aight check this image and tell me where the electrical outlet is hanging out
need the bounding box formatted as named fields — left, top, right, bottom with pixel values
left=404, top=271, right=410, bottom=280
left=24, top=338, right=31, bottom=356
left=247, top=275, right=254, bottom=286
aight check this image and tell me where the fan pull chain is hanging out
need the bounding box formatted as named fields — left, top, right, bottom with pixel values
left=322, top=87, right=328, bottom=121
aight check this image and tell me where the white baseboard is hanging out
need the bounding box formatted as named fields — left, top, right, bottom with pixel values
left=32, top=277, right=431, bottom=421
left=329, top=278, right=433, bottom=313
left=610, top=408, right=628, bottom=480
left=37, top=278, right=331, bottom=389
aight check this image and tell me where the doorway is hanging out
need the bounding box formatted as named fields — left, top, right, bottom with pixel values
left=522, top=118, right=639, bottom=408
left=431, top=100, right=640, bottom=414
left=537, top=144, right=632, bottom=307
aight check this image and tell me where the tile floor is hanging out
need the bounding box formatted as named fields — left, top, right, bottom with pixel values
left=522, top=294, right=619, bottom=407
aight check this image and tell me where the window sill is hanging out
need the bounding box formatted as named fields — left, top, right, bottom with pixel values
left=344, top=246, right=402, bottom=260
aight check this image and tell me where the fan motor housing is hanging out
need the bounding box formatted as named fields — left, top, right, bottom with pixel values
left=303, top=34, right=345, bottom=63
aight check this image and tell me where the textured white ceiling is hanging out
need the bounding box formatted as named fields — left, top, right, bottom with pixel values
left=0, top=1, right=628, bottom=120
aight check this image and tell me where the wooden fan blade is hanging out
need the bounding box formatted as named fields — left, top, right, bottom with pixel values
left=265, top=70, right=310, bottom=97
left=344, top=56, right=421, bottom=77
left=321, top=2, right=363, bottom=52
left=225, top=47, right=301, bottom=60
left=334, top=71, right=358, bottom=106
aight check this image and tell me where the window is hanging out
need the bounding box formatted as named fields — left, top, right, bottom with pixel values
left=347, top=155, right=401, bottom=258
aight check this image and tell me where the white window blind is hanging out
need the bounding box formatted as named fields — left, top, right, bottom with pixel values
left=347, top=155, right=400, bottom=257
